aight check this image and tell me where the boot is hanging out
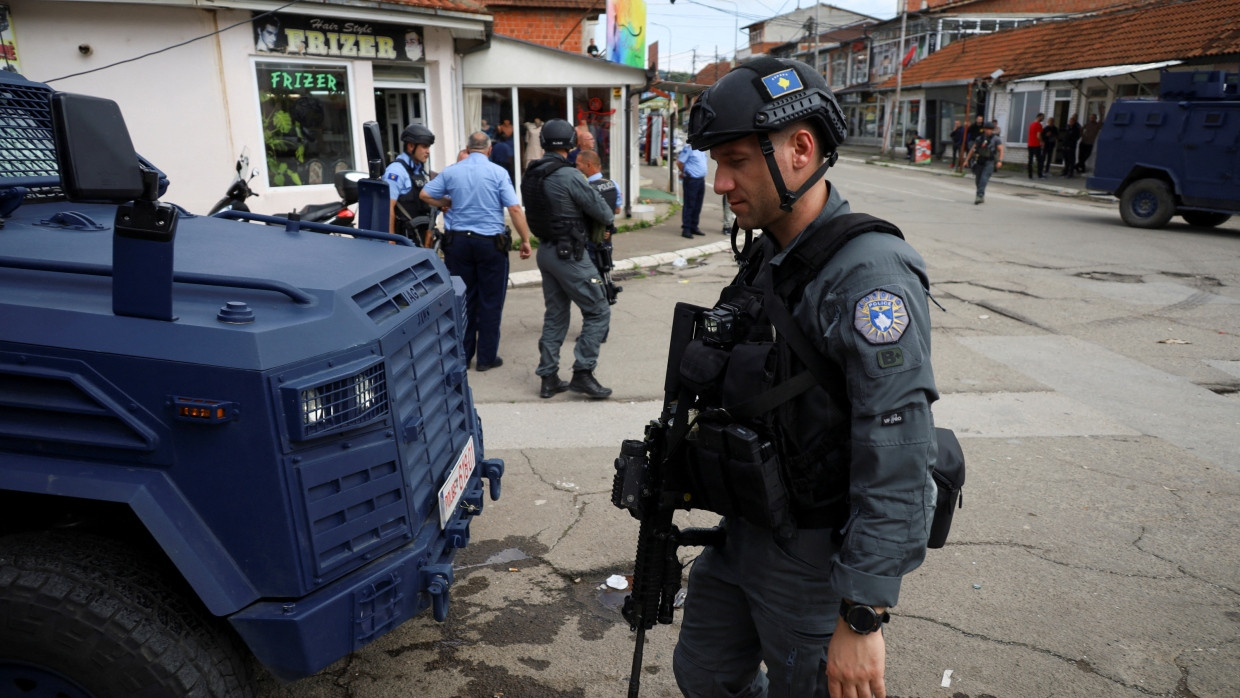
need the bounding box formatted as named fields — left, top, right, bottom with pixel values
left=539, top=373, right=568, bottom=399
left=569, top=370, right=612, bottom=399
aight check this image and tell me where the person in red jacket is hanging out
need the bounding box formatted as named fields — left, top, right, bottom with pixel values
left=1027, top=113, right=1045, bottom=180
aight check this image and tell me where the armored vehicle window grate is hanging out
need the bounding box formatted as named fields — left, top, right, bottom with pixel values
left=1145, top=112, right=1164, bottom=126
left=1203, top=112, right=1224, bottom=127
left=300, top=364, right=388, bottom=438
left=0, top=82, right=58, bottom=180
left=352, top=260, right=443, bottom=324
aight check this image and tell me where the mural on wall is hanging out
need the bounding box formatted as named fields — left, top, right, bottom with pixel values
left=606, top=0, right=645, bottom=69
left=0, top=4, right=20, bottom=73
left=252, top=12, right=424, bottom=62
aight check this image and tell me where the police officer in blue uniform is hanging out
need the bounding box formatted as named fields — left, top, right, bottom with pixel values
left=672, top=58, right=940, bottom=697
left=420, top=132, right=533, bottom=371
left=521, top=119, right=615, bottom=400
left=384, top=124, right=437, bottom=245
left=677, top=140, right=708, bottom=238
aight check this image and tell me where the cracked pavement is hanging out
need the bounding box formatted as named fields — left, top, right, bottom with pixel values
left=260, top=158, right=1239, bottom=697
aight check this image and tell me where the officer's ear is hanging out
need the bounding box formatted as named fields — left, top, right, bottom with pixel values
left=784, top=126, right=818, bottom=171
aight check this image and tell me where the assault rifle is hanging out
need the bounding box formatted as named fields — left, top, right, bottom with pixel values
left=611, top=302, right=723, bottom=698
left=589, top=228, right=623, bottom=305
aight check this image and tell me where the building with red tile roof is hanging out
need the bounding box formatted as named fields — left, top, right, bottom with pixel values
left=871, top=0, right=1240, bottom=166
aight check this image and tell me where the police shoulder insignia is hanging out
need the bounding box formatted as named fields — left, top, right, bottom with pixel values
left=387, top=173, right=399, bottom=182
left=761, top=68, right=804, bottom=99
left=854, top=290, right=910, bottom=344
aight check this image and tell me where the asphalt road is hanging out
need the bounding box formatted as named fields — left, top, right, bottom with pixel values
left=262, top=158, right=1240, bottom=698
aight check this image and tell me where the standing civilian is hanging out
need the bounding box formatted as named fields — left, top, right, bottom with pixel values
left=1061, top=114, right=1082, bottom=178
left=1027, top=113, right=1045, bottom=180
left=1078, top=113, right=1102, bottom=173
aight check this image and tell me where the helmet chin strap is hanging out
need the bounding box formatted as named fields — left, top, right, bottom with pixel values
left=757, top=133, right=838, bottom=212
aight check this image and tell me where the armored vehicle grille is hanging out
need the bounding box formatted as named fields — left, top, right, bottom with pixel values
left=352, top=259, right=444, bottom=324
left=0, top=79, right=57, bottom=181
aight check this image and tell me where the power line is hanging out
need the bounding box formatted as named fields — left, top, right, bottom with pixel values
left=45, top=1, right=301, bottom=84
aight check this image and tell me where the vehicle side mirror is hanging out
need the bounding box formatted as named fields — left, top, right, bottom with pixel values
left=50, top=92, right=145, bottom=202
left=363, top=121, right=383, bottom=179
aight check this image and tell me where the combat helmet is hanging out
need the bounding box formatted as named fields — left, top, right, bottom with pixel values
left=688, top=57, right=847, bottom=211
left=540, top=118, right=576, bottom=151
left=400, top=123, right=435, bottom=146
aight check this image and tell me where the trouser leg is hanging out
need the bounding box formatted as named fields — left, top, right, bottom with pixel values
left=675, top=519, right=838, bottom=698
left=442, top=235, right=479, bottom=363
left=977, top=161, right=994, bottom=196
left=539, top=252, right=609, bottom=373
left=472, top=236, right=509, bottom=365
left=683, top=176, right=705, bottom=234
left=536, top=244, right=571, bottom=377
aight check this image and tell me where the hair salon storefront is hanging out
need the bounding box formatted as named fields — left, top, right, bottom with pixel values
left=12, top=0, right=487, bottom=215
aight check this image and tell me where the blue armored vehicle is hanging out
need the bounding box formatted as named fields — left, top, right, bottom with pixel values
left=1087, top=70, right=1239, bottom=229
left=0, top=71, right=501, bottom=695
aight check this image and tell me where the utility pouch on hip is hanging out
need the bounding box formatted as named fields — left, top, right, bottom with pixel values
left=555, top=239, right=572, bottom=259
left=495, top=230, right=512, bottom=254
left=928, top=427, right=966, bottom=549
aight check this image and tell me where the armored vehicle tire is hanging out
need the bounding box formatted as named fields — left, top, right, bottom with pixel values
left=0, top=532, right=255, bottom=698
left=1180, top=211, right=1232, bottom=228
left=1119, top=178, right=1174, bottom=228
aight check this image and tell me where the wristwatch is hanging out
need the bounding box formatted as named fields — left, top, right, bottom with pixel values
left=839, top=599, right=890, bottom=635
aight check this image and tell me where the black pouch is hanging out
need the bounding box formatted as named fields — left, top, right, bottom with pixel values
left=679, top=338, right=729, bottom=401
left=722, top=424, right=793, bottom=533
left=721, top=342, right=777, bottom=411
left=495, top=230, right=512, bottom=254
left=684, top=422, right=740, bottom=517
left=556, top=239, right=572, bottom=259
left=927, top=427, right=965, bottom=549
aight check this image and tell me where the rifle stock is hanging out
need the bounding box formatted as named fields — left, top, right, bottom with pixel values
left=611, top=302, right=724, bottom=697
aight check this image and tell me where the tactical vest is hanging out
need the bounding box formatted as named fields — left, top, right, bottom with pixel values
left=677, top=213, right=904, bottom=533
left=521, top=156, right=585, bottom=242
left=975, top=135, right=1002, bottom=164
left=394, top=159, right=432, bottom=226
left=588, top=176, right=618, bottom=212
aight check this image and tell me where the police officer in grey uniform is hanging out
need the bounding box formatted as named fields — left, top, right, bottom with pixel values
left=672, top=57, right=939, bottom=697
left=521, top=119, right=615, bottom=400
left=384, top=124, right=436, bottom=244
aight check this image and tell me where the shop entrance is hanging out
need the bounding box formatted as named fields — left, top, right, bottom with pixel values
left=374, top=88, right=427, bottom=163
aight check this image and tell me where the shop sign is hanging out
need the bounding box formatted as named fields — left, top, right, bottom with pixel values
left=252, top=12, right=425, bottom=62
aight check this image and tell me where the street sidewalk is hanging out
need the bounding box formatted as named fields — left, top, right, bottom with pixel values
left=507, top=146, right=1106, bottom=289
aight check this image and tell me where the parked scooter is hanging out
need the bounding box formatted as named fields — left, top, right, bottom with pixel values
left=290, top=170, right=365, bottom=227
left=209, top=150, right=260, bottom=215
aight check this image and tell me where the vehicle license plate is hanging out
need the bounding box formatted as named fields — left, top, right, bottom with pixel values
left=438, top=436, right=476, bottom=528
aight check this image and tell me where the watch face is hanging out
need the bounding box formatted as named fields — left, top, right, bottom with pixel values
left=846, top=604, right=878, bottom=633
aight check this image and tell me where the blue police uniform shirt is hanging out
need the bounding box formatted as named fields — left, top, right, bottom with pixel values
left=586, top=172, right=622, bottom=205
left=678, top=145, right=708, bottom=179
left=383, top=152, right=424, bottom=199
left=420, top=152, right=518, bottom=236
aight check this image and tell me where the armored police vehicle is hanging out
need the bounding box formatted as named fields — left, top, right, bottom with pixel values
left=1087, top=70, right=1239, bottom=229
left=0, top=70, right=501, bottom=696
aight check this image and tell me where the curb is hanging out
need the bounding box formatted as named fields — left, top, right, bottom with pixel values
left=508, top=238, right=732, bottom=289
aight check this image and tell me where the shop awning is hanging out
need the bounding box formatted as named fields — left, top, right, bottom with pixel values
left=1015, top=60, right=1182, bottom=82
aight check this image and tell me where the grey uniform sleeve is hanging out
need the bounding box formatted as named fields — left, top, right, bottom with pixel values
left=815, top=234, right=939, bottom=608
left=563, top=169, right=614, bottom=226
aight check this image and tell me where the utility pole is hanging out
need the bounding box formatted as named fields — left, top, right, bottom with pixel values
left=882, top=0, right=908, bottom=156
